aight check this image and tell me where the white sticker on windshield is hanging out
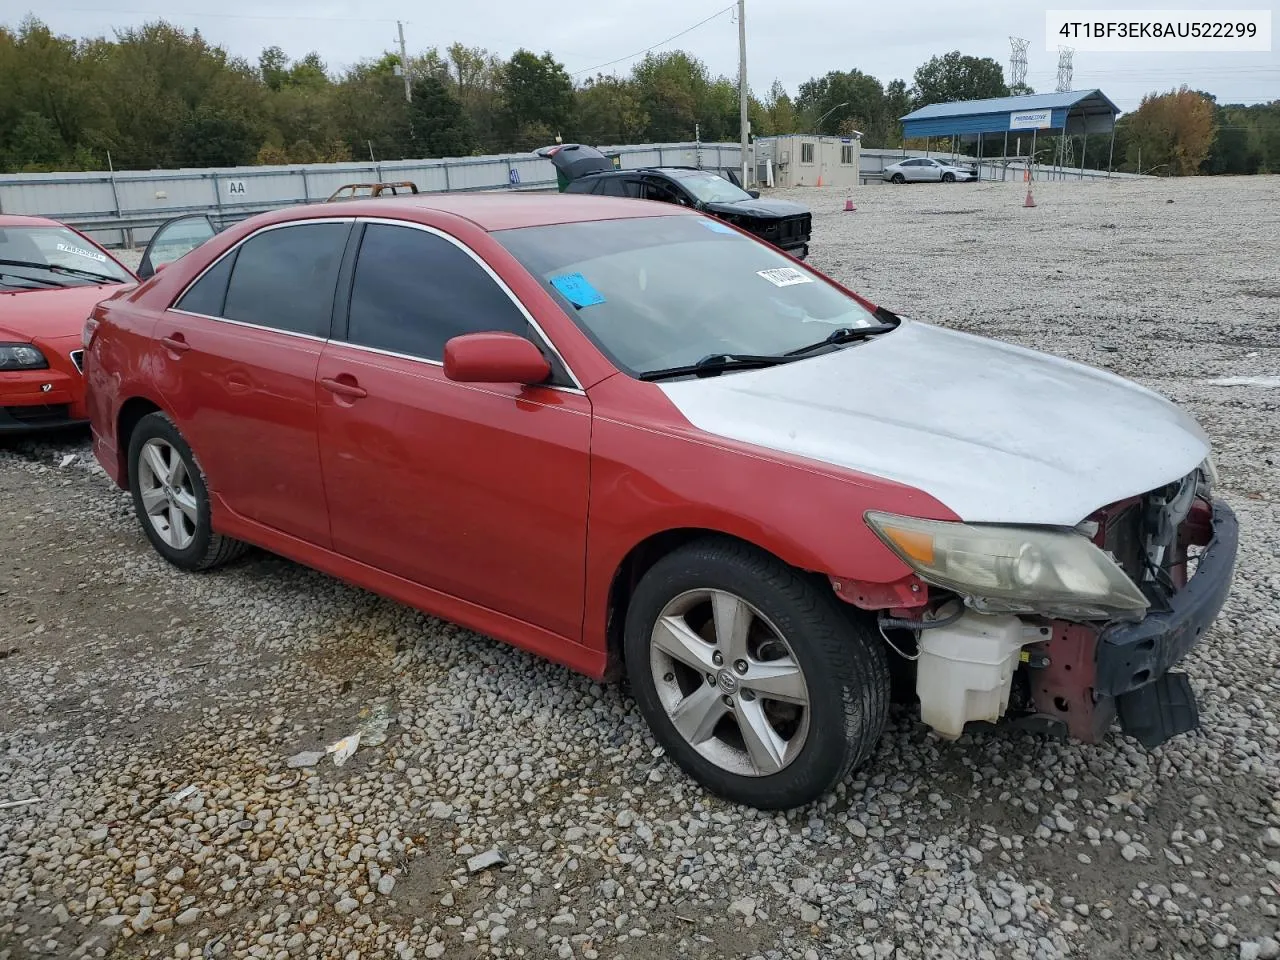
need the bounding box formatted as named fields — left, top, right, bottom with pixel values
left=56, top=241, right=107, bottom=263
left=756, top=267, right=812, bottom=287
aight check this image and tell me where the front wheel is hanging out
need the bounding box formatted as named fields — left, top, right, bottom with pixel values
left=127, top=411, right=248, bottom=571
left=624, top=537, right=890, bottom=809
left=942, top=172, right=956, bottom=183
left=890, top=173, right=905, bottom=184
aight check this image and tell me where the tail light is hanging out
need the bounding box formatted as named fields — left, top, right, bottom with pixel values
left=82, top=316, right=100, bottom=350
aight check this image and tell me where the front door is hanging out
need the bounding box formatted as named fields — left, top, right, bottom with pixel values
left=315, top=221, right=591, bottom=641
left=152, top=219, right=351, bottom=547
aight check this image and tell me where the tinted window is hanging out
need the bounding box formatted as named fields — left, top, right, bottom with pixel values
left=346, top=223, right=529, bottom=361
left=598, top=177, right=641, bottom=199
left=221, top=223, right=348, bottom=337
left=175, top=250, right=237, bottom=316
left=643, top=179, right=686, bottom=204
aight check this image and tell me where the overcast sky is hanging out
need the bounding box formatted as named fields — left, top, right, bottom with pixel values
left=10, top=0, right=1278, bottom=112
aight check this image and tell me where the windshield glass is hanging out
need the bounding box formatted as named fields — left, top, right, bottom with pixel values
left=0, top=225, right=131, bottom=285
left=495, top=215, right=883, bottom=378
left=674, top=171, right=753, bottom=204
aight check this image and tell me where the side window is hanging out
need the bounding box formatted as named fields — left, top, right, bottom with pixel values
left=800, top=143, right=815, bottom=164
left=174, top=250, right=237, bottom=317
left=346, top=223, right=530, bottom=362
left=840, top=145, right=855, bottom=165
left=222, top=222, right=349, bottom=337
left=598, top=178, right=642, bottom=198
left=642, top=178, right=686, bottom=205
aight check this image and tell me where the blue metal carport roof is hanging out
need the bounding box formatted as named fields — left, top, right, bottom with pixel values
left=901, top=90, right=1120, bottom=139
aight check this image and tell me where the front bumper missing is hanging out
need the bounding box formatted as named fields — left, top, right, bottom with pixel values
left=1023, top=498, right=1237, bottom=749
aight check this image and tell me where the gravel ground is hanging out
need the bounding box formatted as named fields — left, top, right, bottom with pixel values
left=2, top=176, right=1279, bottom=960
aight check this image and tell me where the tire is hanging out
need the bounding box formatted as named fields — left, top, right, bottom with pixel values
left=942, top=172, right=956, bottom=183
left=890, top=173, right=905, bottom=184
left=624, top=536, right=890, bottom=809
left=127, top=411, right=248, bottom=571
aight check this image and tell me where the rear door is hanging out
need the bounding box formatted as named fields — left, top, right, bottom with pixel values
left=153, top=219, right=352, bottom=546
left=315, top=219, right=591, bottom=640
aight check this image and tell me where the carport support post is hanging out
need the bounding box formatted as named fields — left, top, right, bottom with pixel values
left=1106, top=127, right=1116, bottom=177
left=1080, top=130, right=1088, bottom=179
left=1003, top=131, right=1009, bottom=180
left=978, top=132, right=983, bottom=180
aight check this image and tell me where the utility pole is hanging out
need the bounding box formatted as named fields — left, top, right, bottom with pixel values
left=737, top=0, right=749, bottom=186
left=398, top=21, right=412, bottom=103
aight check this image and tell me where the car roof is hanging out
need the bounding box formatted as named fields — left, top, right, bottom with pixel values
left=255, top=192, right=696, bottom=232
left=0, top=214, right=64, bottom=228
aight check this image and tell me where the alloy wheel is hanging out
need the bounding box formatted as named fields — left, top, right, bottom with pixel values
left=649, top=589, right=810, bottom=777
left=137, top=438, right=198, bottom=551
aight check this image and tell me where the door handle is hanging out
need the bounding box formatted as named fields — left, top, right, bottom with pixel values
left=319, top=376, right=367, bottom=400
left=160, top=334, right=190, bottom=353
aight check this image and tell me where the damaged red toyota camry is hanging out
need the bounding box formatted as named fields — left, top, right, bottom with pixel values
left=84, top=195, right=1237, bottom=810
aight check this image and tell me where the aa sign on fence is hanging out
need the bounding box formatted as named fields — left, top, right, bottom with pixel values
left=1009, top=109, right=1053, bottom=130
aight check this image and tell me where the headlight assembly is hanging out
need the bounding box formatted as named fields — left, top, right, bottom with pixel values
left=865, top=511, right=1149, bottom=620
left=0, top=343, right=48, bottom=371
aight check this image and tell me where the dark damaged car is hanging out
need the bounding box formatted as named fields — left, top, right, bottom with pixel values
left=567, top=167, right=813, bottom=259
left=558, top=161, right=813, bottom=259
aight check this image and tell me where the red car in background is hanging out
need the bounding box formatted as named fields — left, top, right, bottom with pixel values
left=0, top=215, right=136, bottom=434
left=84, top=195, right=1235, bottom=810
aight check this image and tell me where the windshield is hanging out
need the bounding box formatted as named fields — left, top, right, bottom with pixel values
left=0, top=225, right=131, bottom=286
left=675, top=172, right=753, bottom=204
left=495, top=215, right=884, bottom=378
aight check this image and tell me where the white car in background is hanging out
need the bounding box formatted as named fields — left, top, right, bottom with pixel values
left=882, top=157, right=978, bottom=184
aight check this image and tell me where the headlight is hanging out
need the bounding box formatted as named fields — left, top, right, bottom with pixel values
left=0, top=343, right=48, bottom=371
left=865, top=511, right=1149, bottom=620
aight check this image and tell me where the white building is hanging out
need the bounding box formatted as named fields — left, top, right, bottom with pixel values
left=752, top=134, right=862, bottom=189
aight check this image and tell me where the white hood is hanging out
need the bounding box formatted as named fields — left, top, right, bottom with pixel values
left=658, top=319, right=1209, bottom=525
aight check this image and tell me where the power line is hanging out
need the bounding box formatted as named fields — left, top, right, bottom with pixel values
left=569, top=4, right=735, bottom=78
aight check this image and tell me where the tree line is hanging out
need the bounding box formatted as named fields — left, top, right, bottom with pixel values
left=1, top=16, right=1276, bottom=176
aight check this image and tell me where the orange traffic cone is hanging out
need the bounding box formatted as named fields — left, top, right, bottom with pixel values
left=1024, top=187, right=1036, bottom=208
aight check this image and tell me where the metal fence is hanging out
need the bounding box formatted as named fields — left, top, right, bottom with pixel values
left=857, top=147, right=1149, bottom=184
left=0, top=142, right=744, bottom=248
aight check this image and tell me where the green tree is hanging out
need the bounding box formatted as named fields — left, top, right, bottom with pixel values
left=574, top=75, right=649, bottom=144
left=632, top=51, right=706, bottom=141
left=911, top=51, right=1009, bottom=108
left=407, top=74, right=475, bottom=157
left=500, top=49, right=574, bottom=150
left=762, top=79, right=797, bottom=135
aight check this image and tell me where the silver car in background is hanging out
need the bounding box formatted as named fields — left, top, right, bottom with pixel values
left=882, top=157, right=978, bottom=184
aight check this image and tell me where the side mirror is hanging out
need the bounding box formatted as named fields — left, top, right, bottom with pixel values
left=748, top=189, right=761, bottom=199
left=443, top=332, right=552, bottom=385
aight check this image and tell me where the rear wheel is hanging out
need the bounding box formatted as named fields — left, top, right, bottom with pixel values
left=624, top=537, right=890, bottom=809
left=127, top=412, right=247, bottom=571
left=890, top=173, right=905, bottom=184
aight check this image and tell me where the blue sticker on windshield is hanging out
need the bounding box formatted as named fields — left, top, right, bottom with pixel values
left=550, top=272, right=606, bottom=307
left=697, top=218, right=737, bottom=235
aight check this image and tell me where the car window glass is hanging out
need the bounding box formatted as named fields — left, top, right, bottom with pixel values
left=175, top=250, right=237, bottom=316
left=346, top=223, right=530, bottom=362
left=643, top=179, right=685, bottom=204
left=222, top=223, right=348, bottom=337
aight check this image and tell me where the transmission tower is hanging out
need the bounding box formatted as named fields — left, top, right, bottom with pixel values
left=1055, top=46, right=1074, bottom=92
left=1009, top=37, right=1030, bottom=90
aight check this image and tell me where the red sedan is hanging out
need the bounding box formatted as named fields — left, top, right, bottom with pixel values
left=85, top=195, right=1235, bottom=809
left=0, top=215, right=137, bottom=433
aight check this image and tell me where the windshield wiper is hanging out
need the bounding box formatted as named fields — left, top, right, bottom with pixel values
left=784, top=322, right=898, bottom=357
left=638, top=352, right=799, bottom=382
left=0, top=270, right=64, bottom=289
left=0, top=258, right=117, bottom=284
